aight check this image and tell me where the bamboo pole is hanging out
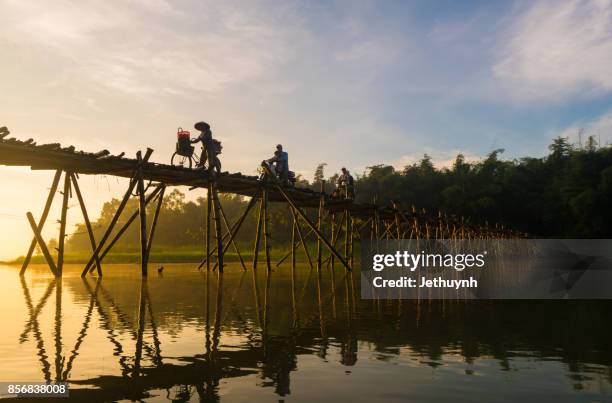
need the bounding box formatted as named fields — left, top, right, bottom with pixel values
left=87, top=185, right=164, bottom=272
left=291, top=217, right=297, bottom=273
left=328, top=210, right=338, bottom=319
left=344, top=209, right=349, bottom=262
left=217, top=199, right=247, bottom=270
left=57, top=172, right=71, bottom=276
left=206, top=184, right=212, bottom=271
left=146, top=185, right=166, bottom=260
left=54, top=279, right=62, bottom=381
left=330, top=212, right=336, bottom=272
left=393, top=201, right=402, bottom=240
left=213, top=195, right=258, bottom=268
left=275, top=225, right=314, bottom=267
left=136, top=151, right=148, bottom=277
left=349, top=216, right=355, bottom=269
left=133, top=278, right=147, bottom=377
left=290, top=216, right=297, bottom=325
left=289, top=207, right=314, bottom=270
left=262, top=188, right=272, bottom=272
left=272, top=181, right=351, bottom=272
left=323, top=210, right=347, bottom=268
left=210, top=184, right=224, bottom=272
left=198, top=211, right=242, bottom=269
left=26, top=212, right=58, bottom=276
left=70, top=173, right=102, bottom=276
left=317, top=181, right=324, bottom=272
left=275, top=209, right=330, bottom=267
left=252, top=193, right=264, bottom=270
left=21, top=170, right=61, bottom=275
left=81, top=149, right=153, bottom=277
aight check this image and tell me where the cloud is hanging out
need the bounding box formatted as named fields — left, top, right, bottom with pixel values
left=493, top=0, right=612, bottom=102
left=557, top=109, right=612, bottom=146
left=0, top=0, right=302, bottom=95
left=393, top=150, right=484, bottom=170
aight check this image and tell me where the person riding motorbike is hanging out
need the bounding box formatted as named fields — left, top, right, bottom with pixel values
left=266, top=144, right=289, bottom=184
left=337, top=167, right=355, bottom=199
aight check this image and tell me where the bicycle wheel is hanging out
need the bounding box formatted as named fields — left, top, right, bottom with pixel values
left=171, top=152, right=193, bottom=169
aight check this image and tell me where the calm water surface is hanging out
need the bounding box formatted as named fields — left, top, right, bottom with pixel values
left=0, top=263, right=611, bottom=402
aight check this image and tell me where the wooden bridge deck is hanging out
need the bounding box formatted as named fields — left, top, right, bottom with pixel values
left=0, top=134, right=383, bottom=217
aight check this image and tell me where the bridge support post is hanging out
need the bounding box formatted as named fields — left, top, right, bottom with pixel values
left=316, top=181, right=324, bottom=273
left=211, top=195, right=258, bottom=271
left=206, top=185, right=212, bottom=271
left=57, top=171, right=71, bottom=276
left=81, top=148, right=153, bottom=277
left=136, top=151, right=148, bottom=276
left=349, top=214, right=354, bottom=268
left=210, top=183, right=224, bottom=272
left=262, top=188, right=272, bottom=272
left=289, top=206, right=314, bottom=270
left=291, top=216, right=297, bottom=273
left=146, top=184, right=165, bottom=260
left=330, top=212, right=336, bottom=272
left=86, top=185, right=164, bottom=274
left=217, top=201, right=247, bottom=270
left=21, top=170, right=61, bottom=275
left=344, top=209, right=351, bottom=263
left=25, top=212, right=59, bottom=276
left=71, top=173, right=102, bottom=276
left=252, top=192, right=264, bottom=271
left=272, top=182, right=351, bottom=272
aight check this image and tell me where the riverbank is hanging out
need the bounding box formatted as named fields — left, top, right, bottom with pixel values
left=2, top=245, right=313, bottom=265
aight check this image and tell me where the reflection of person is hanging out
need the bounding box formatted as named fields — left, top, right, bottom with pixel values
left=337, top=167, right=354, bottom=199
left=192, top=121, right=221, bottom=173
left=266, top=144, right=289, bottom=184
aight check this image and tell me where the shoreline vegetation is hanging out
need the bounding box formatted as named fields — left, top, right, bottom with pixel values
left=4, top=246, right=298, bottom=265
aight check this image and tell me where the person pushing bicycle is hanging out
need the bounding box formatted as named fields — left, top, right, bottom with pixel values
left=192, top=121, right=221, bottom=174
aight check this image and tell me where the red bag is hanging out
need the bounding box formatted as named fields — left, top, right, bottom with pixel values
left=177, top=127, right=190, bottom=140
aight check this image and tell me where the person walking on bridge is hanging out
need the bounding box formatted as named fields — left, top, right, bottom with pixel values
left=192, top=121, right=221, bottom=174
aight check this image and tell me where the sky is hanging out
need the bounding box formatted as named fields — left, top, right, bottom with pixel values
left=1, top=0, right=612, bottom=260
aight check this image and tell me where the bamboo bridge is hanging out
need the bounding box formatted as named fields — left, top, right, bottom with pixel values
left=0, top=127, right=518, bottom=278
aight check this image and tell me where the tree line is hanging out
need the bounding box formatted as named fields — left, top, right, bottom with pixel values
left=65, top=136, right=612, bottom=252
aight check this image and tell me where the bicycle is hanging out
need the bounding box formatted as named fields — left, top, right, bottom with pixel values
left=171, top=137, right=201, bottom=169
left=170, top=127, right=222, bottom=171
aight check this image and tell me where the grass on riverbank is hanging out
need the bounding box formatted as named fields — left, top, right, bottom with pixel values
left=4, top=244, right=309, bottom=265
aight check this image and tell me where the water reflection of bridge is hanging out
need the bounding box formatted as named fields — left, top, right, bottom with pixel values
left=18, top=266, right=359, bottom=401
left=18, top=266, right=612, bottom=401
